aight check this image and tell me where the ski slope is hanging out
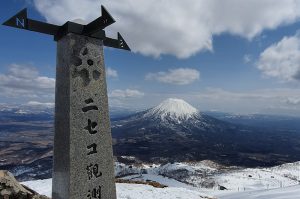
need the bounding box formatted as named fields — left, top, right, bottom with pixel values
left=22, top=179, right=215, bottom=199
left=22, top=178, right=300, bottom=199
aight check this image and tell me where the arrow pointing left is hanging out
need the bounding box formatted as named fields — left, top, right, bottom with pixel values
left=3, top=8, right=28, bottom=29
left=3, top=8, right=60, bottom=36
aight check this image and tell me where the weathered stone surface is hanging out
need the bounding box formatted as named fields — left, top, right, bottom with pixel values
left=0, top=170, right=31, bottom=198
left=0, top=170, right=50, bottom=199
left=53, top=33, right=116, bottom=199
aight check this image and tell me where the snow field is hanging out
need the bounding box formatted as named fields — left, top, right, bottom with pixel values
left=22, top=178, right=300, bottom=199
left=22, top=179, right=215, bottom=199
left=215, top=168, right=299, bottom=191
left=21, top=161, right=300, bottom=199
left=217, top=185, right=300, bottom=199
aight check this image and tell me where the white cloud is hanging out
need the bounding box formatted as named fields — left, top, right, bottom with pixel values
left=105, top=87, right=300, bottom=115
left=285, top=97, right=300, bottom=105
left=27, top=101, right=55, bottom=108
left=243, top=54, right=252, bottom=63
left=0, top=64, right=55, bottom=99
left=194, top=87, right=300, bottom=115
left=198, top=88, right=300, bottom=101
left=146, top=68, right=200, bottom=85
left=106, top=67, right=118, bottom=78
left=32, top=0, right=300, bottom=58
left=121, top=87, right=300, bottom=115
left=257, top=33, right=300, bottom=82
left=109, top=89, right=144, bottom=98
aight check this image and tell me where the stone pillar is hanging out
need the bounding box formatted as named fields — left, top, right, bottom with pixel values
left=52, top=33, right=116, bottom=199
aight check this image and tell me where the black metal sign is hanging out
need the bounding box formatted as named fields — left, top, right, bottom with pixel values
left=2, top=6, right=130, bottom=51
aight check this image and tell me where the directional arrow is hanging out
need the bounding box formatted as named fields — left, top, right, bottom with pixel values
left=118, top=32, right=131, bottom=51
left=3, top=8, right=60, bottom=36
left=83, top=5, right=115, bottom=35
left=103, top=32, right=131, bottom=51
left=3, top=8, right=28, bottom=29
left=3, top=6, right=130, bottom=51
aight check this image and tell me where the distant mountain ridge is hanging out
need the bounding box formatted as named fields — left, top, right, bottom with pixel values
left=205, top=111, right=300, bottom=131
left=112, top=98, right=300, bottom=167
left=0, top=103, right=53, bottom=115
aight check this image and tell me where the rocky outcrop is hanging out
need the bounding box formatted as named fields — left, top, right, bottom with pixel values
left=0, top=170, right=50, bottom=199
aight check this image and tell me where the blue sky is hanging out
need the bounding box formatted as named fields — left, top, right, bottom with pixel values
left=1, top=0, right=300, bottom=116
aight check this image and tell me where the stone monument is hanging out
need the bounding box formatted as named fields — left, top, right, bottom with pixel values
left=3, top=5, right=130, bottom=199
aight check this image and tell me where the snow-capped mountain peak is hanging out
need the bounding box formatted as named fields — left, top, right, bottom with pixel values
left=145, top=98, right=199, bottom=121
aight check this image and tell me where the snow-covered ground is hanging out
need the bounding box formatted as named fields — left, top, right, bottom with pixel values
left=217, top=185, right=300, bottom=199
left=214, top=168, right=298, bottom=191
left=22, top=178, right=300, bottom=199
left=21, top=160, right=300, bottom=199
left=117, top=184, right=215, bottom=199
left=22, top=179, right=215, bottom=199
left=115, top=160, right=300, bottom=191
left=122, top=174, right=192, bottom=189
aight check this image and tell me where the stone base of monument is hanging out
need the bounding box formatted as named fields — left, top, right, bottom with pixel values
left=0, top=170, right=50, bottom=199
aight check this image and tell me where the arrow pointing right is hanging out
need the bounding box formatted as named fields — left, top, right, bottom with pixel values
left=118, top=32, right=131, bottom=51
left=103, top=32, right=131, bottom=51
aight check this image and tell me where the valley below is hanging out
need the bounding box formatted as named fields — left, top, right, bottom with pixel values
left=0, top=99, right=299, bottom=188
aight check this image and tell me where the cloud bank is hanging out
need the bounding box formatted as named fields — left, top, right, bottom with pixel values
left=257, top=33, right=300, bottom=82
left=109, top=89, right=144, bottom=98
left=0, top=64, right=55, bottom=100
left=140, top=87, right=300, bottom=116
left=106, top=67, right=118, bottom=78
left=33, top=0, right=300, bottom=58
left=146, top=68, right=200, bottom=85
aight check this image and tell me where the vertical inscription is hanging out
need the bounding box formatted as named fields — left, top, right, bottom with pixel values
left=80, top=97, right=102, bottom=198
left=75, top=46, right=103, bottom=198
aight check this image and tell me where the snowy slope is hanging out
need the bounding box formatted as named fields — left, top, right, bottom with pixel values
left=214, top=168, right=298, bottom=191
left=117, top=184, right=215, bottom=199
left=154, top=162, right=300, bottom=191
left=22, top=179, right=215, bottom=199
left=217, top=185, right=300, bottom=199
left=22, top=179, right=52, bottom=196
left=20, top=161, right=300, bottom=199
left=22, top=178, right=300, bottom=199
left=143, top=98, right=199, bottom=121
left=213, top=161, right=300, bottom=191
left=122, top=174, right=193, bottom=189
left=114, top=161, right=300, bottom=191
left=270, top=161, right=300, bottom=181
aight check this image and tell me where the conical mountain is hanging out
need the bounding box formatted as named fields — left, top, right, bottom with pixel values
left=144, top=98, right=199, bottom=122
left=112, top=98, right=239, bottom=163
